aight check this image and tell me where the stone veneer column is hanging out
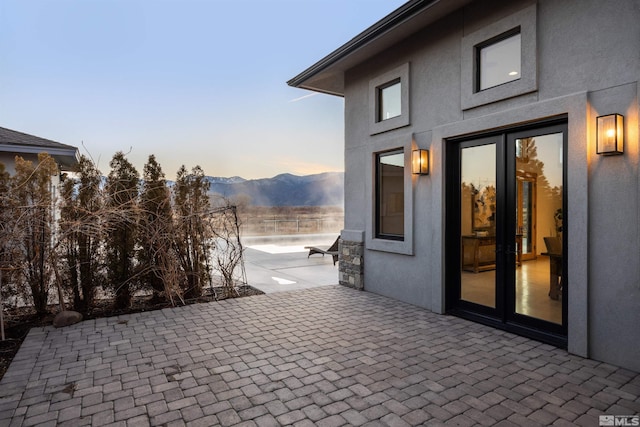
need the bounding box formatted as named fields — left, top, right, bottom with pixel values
left=338, top=230, right=364, bottom=290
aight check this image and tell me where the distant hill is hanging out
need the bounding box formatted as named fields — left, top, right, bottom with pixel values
left=207, top=172, right=344, bottom=207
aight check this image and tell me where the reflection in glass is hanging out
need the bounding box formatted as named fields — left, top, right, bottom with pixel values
left=517, top=172, right=536, bottom=259
left=460, top=144, right=496, bottom=308
left=515, top=133, right=563, bottom=324
left=379, top=80, right=401, bottom=121
left=377, top=151, right=404, bottom=238
left=479, top=32, right=521, bottom=90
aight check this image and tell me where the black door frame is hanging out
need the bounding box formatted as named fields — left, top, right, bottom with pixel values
left=445, top=117, right=568, bottom=348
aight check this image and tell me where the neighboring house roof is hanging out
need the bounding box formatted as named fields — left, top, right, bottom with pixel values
left=0, top=126, right=80, bottom=170
left=288, top=0, right=472, bottom=96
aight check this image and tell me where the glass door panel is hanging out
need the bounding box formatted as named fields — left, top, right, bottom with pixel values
left=460, top=144, right=496, bottom=308
left=448, top=121, right=566, bottom=344
left=513, top=133, right=563, bottom=325
left=516, top=172, right=537, bottom=261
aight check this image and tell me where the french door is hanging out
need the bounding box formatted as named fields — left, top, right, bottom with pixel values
left=446, top=120, right=567, bottom=346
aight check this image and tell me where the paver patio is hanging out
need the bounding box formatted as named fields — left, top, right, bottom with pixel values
left=0, top=285, right=638, bottom=426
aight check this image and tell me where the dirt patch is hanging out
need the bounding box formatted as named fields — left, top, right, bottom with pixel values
left=0, top=285, right=263, bottom=381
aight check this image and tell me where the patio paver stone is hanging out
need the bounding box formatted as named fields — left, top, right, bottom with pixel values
left=0, top=286, right=638, bottom=426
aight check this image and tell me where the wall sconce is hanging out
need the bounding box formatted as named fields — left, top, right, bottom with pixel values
left=596, top=114, right=624, bottom=155
left=412, top=149, right=429, bottom=175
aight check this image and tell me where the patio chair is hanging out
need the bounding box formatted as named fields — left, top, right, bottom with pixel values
left=305, top=237, right=340, bottom=265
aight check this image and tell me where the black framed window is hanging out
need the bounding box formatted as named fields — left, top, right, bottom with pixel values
left=376, top=149, right=404, bottom=240
left=476, top=28, right=521, bottom=91
left=369, top=63, right=410, bottom=134
left=377, top=79, right=402, bottom=122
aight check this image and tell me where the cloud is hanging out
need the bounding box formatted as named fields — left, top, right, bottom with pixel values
left=288, top=93, right=319, bottom=103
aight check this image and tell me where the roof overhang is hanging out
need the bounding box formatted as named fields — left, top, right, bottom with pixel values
left=0, top=144, right=80, bottom=171
left=287, top=0, right=473, bottom=96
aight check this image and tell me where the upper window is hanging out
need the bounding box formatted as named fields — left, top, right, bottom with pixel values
left=477, top=30, right=521, bottom=91
left=369, top=63, right=410, bottom=135
left=378, top=79, right=402, bottom=121
left=376, top=150, right=404, bottom=240
left=461, top=4, right=536, bottom=110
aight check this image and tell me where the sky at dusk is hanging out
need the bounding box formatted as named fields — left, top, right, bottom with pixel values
left=1, top=0, right=406, bottom=179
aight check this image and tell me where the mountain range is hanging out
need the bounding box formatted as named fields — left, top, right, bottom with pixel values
left=206, top=171, right=344, bottom=207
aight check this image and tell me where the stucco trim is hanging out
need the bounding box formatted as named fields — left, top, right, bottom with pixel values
left=461, top=4, right=537, bottom=110
left=341, top=229, right=365, bottom=242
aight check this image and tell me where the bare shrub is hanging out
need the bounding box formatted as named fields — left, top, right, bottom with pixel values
left=0, top=151, right=251, bottom=330
left=208, top=205, right=246, bottom=299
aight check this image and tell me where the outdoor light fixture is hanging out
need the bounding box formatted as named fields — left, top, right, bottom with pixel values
left=596, top=114, right=624, bottom=155
left=412, top=149, right=429, bottom=175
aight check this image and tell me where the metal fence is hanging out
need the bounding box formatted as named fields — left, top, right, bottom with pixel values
left=240, top=215, right=344, bottom=235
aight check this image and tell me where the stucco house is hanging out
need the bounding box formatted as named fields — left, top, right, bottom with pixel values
left=0, top=127, right=79, bottom=176
left=289, top=0, right=640, bottom=372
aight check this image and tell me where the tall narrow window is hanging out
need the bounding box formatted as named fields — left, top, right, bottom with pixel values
left=477, top=29, right=521, bottom=91
left=378, top=79, right=401, bottom=121
left=376, top=150, right=404, bottom=240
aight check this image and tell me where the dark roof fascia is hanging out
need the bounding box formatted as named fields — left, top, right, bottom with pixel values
left=288, top=0, right=477, bottom=95
left=287, top=0, right=442, bottom=93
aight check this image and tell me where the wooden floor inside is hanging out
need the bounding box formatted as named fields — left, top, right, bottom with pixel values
left=461, top=257, right=562, bottom=324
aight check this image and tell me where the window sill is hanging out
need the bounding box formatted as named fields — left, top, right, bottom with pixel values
left=366, top=236, right=413, bottom=255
